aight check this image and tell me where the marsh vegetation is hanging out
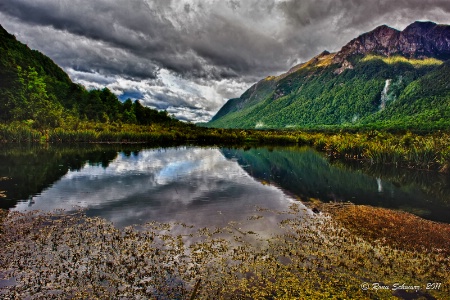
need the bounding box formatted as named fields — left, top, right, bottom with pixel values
left=2, top=123, right=450, bottom=173
left=1, top=205, right=449, bottom=299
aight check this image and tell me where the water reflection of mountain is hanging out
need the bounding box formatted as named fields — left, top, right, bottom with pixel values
left=221, top=146, right=450, bottom=223
left=331, top=160, right=450, bottom=207
left=0, top=145, right=132, bottom=209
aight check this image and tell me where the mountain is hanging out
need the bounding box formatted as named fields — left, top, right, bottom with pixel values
left=207, top=21, right=450, bottom=130
left=0, top=24, right=175, bottom=128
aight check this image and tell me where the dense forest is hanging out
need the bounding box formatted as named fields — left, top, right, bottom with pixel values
left=207, top=54, right=450, bottom=130
left=0, top=24, right=177, bottom=130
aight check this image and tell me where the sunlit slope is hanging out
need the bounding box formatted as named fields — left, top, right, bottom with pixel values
left=208, top=22, right=450, bottom=130
left=361, top=60, right=450, bottom=128
left=209, top=54, right=449, bottom=129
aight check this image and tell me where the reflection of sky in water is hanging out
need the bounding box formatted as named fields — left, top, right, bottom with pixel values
left=14, top=147, right=305, bottom=228
left=158, top=161, right=197, bottom=183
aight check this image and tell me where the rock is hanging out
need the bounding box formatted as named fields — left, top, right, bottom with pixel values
left=334, top=60, right=354, bottom=75
left=333, top=21, right=450, bottom=64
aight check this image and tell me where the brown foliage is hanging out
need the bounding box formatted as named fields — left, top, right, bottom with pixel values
left=328, top=204, right=450, bottom=255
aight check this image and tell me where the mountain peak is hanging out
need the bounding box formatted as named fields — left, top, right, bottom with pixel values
left=318, top=50, right=331, bottom=56
left=372, top=24, right=398, bottom=33
left=402, top=21, right=437, bottom=33
left=333, top=21, right=450, bottom=64
left=333, top=24, right=400, bottom=63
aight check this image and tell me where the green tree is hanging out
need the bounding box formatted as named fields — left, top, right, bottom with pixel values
left=121, top=98, right=137, bottom=123
left=16, top=66, right=63, bottom=129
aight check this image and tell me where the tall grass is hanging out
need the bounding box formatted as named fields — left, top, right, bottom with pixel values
left=0, top=124, right=41, bottom=142
left=296, top=130, right=450, bottom=171
left=1, top=121, right=449, bottom=171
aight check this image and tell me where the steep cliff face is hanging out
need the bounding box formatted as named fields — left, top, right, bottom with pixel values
left=333, top=21, right=450, bottom=64
left=399, top=21, right=450, bottom=58
left=208, top=21, right=450, bottom=130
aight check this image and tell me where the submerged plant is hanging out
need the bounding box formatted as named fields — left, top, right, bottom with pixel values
left=1, top=206, right=449, bottom=299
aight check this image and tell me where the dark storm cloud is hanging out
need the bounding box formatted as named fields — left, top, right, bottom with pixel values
left=149, top=90, right=195, bottom=110
left=2, top=0, right=449, bottom=79
left=0, top=0, right=290, bottom=80
left=274, top=0, right=450, bottom=64
left=0, top=0, right=182, bottom=78
left=2, top=21, right=161, bottom=80
left=1, top=0, right=449, bottom=122
left=278, top=0, right=450, bottom=33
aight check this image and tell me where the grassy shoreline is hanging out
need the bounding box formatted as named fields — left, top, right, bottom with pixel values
left=1, top=123, right=450, bottom=172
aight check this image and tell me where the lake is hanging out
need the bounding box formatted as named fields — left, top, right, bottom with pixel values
left=1, top=144, right=449, bottom=226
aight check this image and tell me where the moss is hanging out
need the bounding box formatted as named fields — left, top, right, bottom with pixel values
left=362, top=54, right=444, bottom=67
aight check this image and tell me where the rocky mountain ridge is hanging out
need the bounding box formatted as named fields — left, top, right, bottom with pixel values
left=333, top=21, right=450, bottom=64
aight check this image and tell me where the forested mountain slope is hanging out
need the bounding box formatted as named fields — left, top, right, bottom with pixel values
left=207, top=21, right=450, bottom=130
left=0, top=24, right=176, bottom=129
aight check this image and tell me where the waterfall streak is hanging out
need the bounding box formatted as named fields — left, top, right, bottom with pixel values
left=380, top=79, right=391, bottom=110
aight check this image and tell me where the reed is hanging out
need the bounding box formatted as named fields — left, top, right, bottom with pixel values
left=1, top=122, right=450, bottom=171
left=0, top=124, right=41, bottom=142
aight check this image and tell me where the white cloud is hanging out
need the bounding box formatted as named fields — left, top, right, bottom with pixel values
left=65, top=67, right=247, bottom=122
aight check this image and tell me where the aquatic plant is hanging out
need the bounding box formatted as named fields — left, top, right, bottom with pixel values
left=324, top=204, right=450, bottom=256
left=1, top=206, right=449, bottom=299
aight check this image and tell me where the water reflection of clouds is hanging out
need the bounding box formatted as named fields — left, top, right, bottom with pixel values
left=64, top=147, right=250, bottom=182
left=14, top=147, right=303, bottom=228
left=157, top=161, right=198, bottom=184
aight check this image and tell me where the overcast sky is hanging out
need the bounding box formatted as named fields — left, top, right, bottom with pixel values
left=1, top=1, right=449, bottom=122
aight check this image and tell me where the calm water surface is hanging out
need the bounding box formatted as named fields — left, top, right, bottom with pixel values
left=2, top=146, right=302, bottom=228
left=1, top=145, right=449, bottom=226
